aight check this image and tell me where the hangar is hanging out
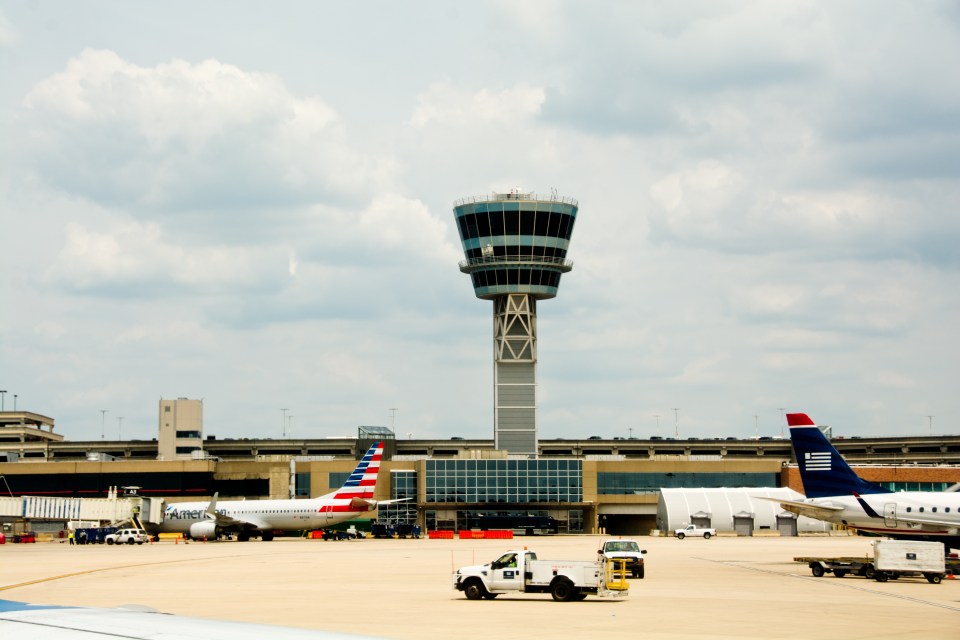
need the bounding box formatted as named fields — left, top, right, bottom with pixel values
left=656, top=487, right=832, bottom=536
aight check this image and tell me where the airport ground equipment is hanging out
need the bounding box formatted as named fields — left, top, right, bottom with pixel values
left=453, top=549, right=629, bottom=601
left=674, top=524, right=716, bottom=539
left=797, top=540, right=947, bottom=583
left=598, top=539, right=646, bottom=578
left=104, top=528, right=150, bottom=545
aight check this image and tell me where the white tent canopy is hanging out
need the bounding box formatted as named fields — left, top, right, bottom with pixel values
left=657, top=487, right=832, bottom=534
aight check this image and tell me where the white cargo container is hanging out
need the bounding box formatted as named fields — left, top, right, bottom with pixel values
left=873, top=539, right=945, bottom=583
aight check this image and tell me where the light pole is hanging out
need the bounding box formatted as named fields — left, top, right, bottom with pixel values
left=654, top=414, right=660, bottom=435
left=672, top=408, right=680, bottom=439
left=0, top=390, right=6, bottom=411
left=927, top=415, right=934, bottom=436
left=389, top=408, right=398, bottom=431
left=13, top=394, right=17, bottom=411
left=287, top=415, right=293, bottom=438
left=754, top=414, right=758, bottom=438
left=117, top=416, right=124, bottom=440
left=777, top=407, right=786, bottom=438
left=281, top=408, right=288, bottom=438
left=100, top=410, right=108, bottom=440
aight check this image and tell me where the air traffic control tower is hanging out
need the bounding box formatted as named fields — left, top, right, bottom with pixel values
left=453, top=190, right=578, bottom=456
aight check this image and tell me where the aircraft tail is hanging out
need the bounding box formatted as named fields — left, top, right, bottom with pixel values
left=787, top=413, right=890, bottom=499
left=331, top=441, right=384, bottom=505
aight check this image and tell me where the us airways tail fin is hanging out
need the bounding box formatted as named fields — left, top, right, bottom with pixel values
left=787, top=413, right=890, bottom=499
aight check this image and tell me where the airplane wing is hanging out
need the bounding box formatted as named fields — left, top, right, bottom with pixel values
left=753, top=496, right=844, bottom=520
left=0, top=600, right=379, bottom=639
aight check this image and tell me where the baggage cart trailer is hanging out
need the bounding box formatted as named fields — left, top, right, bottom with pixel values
left=796, top=540, right=947, bottom=583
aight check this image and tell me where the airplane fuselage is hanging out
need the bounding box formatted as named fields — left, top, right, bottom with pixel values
left=158, top=497, right=374, bottom=534
left=795, top=491, right=960, bottom=544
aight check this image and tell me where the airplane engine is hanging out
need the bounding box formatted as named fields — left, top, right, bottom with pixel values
left=189, top=521, right=218, bottom=540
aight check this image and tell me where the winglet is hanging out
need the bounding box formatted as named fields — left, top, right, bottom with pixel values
left=205, top=492, right=219, bottom=517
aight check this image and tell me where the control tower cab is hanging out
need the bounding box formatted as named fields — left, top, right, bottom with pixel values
left=453, top=190, right=578, bottom=455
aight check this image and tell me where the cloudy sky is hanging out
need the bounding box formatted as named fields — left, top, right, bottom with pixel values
left=1, top=2, right=958, bottom=443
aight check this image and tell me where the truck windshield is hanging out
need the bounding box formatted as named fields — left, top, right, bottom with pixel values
left=607, top=542, right=639, bottom=552
left=493, top=553, right=517, bottom=568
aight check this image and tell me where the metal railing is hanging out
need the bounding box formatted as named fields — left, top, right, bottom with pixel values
left=453, top=192, right=578, bottom=207
left=458, top=254, right=574, bottom=270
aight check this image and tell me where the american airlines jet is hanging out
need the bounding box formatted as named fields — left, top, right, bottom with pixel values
left=158, top=441, right=395, bottom=541
left=770, top=413, right=960, bottom=550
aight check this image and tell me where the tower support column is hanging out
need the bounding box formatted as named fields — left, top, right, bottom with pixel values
left=494, top=294, right=537, bottom=455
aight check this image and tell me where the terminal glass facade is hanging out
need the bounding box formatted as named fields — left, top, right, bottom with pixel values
left=425, top=459, right=582, bottom=503
left=377, top=470, right=418, bottom=525
left=879, top=481, right=953, bottom=492
left=598, top=472, right=778, bottom=495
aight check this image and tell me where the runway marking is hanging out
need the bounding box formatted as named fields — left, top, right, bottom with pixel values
left=0, top=554, right=253, bottom=593
left=702, top=558, right=960, bottom=613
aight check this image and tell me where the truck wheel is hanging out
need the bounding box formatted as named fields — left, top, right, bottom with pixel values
left=811, top=564, right=825, bottom=578
left=833, top=570, right=847, bottom=578
left=551, top=580, right=575, bottom=602
left=463, top=580, right=486, bottom=601
left=127, top=538, right=135, bottom=545
left=634, top=566, right=644, bottom=579
left=875, top=572, right=888, bottom=582
left=106, top=539, right=115, bottom=545
left=862, top=565, right=876, bottom=579
left=703, top=532, right=711, bottom=540
left=925, top=573, right=942, bottom=584
left=676, top=532, right=685, bottom=540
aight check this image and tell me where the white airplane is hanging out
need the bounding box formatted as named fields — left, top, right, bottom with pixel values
left=767, top=413, right=960, bottom=550
left=157, top=441, right=397, bottom=541
left=0, top=599, right=380, bottom=639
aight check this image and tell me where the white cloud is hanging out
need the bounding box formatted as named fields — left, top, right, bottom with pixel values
left=1, top=3, right=958, bottom=442
left=410, top=83, right=545, bottom=129
left=46, top=222, right=286, bottom=295
left=0, top=11, right=16, bottom=47
left=20, top=49, right=389, bottom=212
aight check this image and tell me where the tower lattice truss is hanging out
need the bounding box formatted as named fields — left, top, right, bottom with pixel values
left=495, top=294, right=537, bottom=362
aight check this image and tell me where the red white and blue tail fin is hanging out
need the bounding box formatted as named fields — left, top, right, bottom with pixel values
left=325, top=442, right=383, bottom=510
left=787, top=413, right=889, bottom=499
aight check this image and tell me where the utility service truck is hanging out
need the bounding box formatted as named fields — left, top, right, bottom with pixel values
left=453, top=549, right=629, bottom=601
left=674, top=524, right=716, bottom=539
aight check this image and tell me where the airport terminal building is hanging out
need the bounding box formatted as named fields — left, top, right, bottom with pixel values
left=3, top=409, right=960, bottom=536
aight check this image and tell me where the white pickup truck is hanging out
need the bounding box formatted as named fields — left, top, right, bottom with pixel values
left=453, top=549, right=629, bottom=602
left=674, top=524, right=716, bottom=539
left=599, top=539, right=646, bottom=578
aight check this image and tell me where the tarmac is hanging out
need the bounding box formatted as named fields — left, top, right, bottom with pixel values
left=1, top=534, right=958, bottom=639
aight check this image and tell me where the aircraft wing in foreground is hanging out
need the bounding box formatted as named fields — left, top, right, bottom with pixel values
left=0, top=600, right=380, bottom=640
